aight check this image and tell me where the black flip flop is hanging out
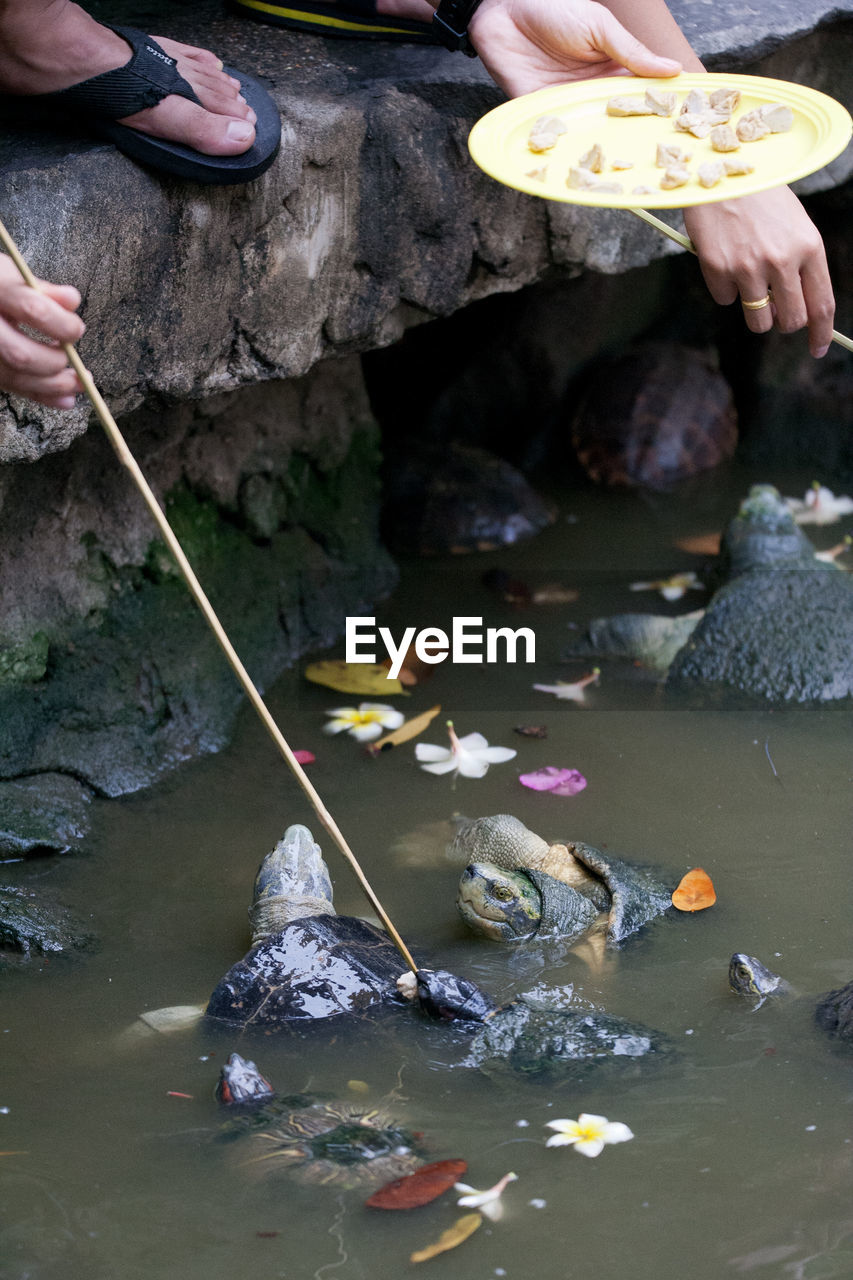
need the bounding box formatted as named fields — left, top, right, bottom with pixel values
left=12, top=25, right=281, bottom=185
left=227, top=0, right=440, bottom=43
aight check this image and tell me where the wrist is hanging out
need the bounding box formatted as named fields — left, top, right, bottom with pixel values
left=432, top=0, right=487, bottom=54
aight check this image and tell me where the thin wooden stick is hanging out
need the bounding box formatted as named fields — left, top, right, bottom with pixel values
left=631, top=207, right=853, bottom=353
left=0, top=219, right=418, bottom=975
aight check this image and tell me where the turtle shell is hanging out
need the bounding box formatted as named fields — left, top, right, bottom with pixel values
left=205, top=915, right=406, bottom=1027
left=565, top=842, right=674, bottom=943
left=570, top=342, right=737, bottom=491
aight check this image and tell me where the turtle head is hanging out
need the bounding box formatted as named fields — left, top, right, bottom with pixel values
left=457, top=862, right=543, bottom=941
left=249, top=824, right=335, bottom=945
left=215, top=1052, right=275, bottom=1108
left=728, top=952, right=782, bottom=998
left=415, top=968, right=498, bottom=1022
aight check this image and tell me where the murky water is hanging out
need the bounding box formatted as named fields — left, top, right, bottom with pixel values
left=2, top=466, right=851, bottom=1280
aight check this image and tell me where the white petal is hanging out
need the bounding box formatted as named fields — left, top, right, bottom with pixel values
left=602, top=1122, right=634, bottom=1145
left=414, top=743, right=452, bottom=762
left=477, top=746, right=517, bottom=764
left=457, top=732, right=489, bottom=751
left=660, top=586, right=686, bottom=601
left=480, top=1200, right=504, bottom=1222
left=453, top=1183, right=475, bottom=1195
left=323, top=719, right=351, bottom=735
left=326, top=706, right=358, bottom=717
left=419, top=759, right=459, bottom=775
left=456, top=755, right=491, bottom=778
left=545, top=1119, right=578, bottom=1134
left=545, top=1133, right=577, bottom=1147
left=574, top=1138, right=605, bottom=1157
left=357, top=702, right=397, bottom=717
left=378, top=710, right=405, bottom=729
left=577, top=1113, right=608, bottom=1127
left=349, top=722, right=383, bottom=742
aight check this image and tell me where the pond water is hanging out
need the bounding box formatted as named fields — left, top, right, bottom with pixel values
left=1, top=465, right=851, bottom=1280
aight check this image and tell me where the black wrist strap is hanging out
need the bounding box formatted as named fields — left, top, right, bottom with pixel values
left=432, top=0, right=483, bottom=55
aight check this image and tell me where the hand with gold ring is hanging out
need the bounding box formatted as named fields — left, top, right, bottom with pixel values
left=683, top=186, right=835, bottom=358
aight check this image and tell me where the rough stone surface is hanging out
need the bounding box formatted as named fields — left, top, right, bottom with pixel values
left=0, top=774, right=92, bottom=858
left=0, top=884, right=97, bottom=964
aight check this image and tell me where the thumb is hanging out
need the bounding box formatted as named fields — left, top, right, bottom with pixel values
left=593, top=9, right=681, bottom=77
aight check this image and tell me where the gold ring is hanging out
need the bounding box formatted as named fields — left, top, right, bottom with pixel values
left=741, top=294, right=771, bottom=310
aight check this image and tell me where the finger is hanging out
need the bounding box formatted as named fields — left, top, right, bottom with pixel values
left=591, top=9, right=682, bottom=77
left=0, top=316, right=74, bottom=378
left=0, top=363, right=81, bottom=401
left=2, top=282, right=85, bottom=345
left=737, top=281, right=774, bottom=335
left=799, top=245, right=836, bottom=357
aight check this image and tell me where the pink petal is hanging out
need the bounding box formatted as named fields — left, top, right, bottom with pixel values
left=519, top=766, right=587, bottom=796
left=293, top=750, right=316, bottom=764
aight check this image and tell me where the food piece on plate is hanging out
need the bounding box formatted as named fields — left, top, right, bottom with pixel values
left=680, top=88, right=710, bottom=116
left=656, top=141, right=691, bottom=167
left=736, top=111, right=771, bottom=142
left=610, top=158, right=634, bottom=170
left=722, top=156, right=755, bottom=176
left=674, top=113, right=713, bottom=139
left=567, top=167, right=624, bottom=192
left=660, top=164, right=690, bottom=189
left=698, top=160, right=725, bottom=188
left=606, top=95, right=654, bottom=116
left=644, top=87, right=677, bottom=117
left=632, top=185, right=654, bottom=195
left=759, top=102, right=794, bottom=132
left=710, top=88, right=741, bottom=115
left=578, top=142, right=605, bottom=173
left=710, top=124, right=740, bottom=152
left=525, top=166, right=548, bottom=181
left=528, top=115, right=568, bottom=153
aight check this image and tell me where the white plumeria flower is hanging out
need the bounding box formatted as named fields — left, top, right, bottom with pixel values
left=323, top=703, right=404, bottom=742
left=629, top=571, right=704, bottom=601
left=533, top=669, right=600, bottom=703
left=545, top=1114, right=634, bottom=1158
left=454, top=1172, right=518, bottom=1221
left=786, top=483, right=853, bottom=526
left=415, top=721, right=516, bottom=778
left=815, top=535, right=852, bottom=565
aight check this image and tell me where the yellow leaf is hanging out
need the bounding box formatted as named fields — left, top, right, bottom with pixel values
left=367, top=705, right=442, bottom=754
left=303, top=660, right=404, bottom=696
left=410, top=1213, right=482, bottom=1263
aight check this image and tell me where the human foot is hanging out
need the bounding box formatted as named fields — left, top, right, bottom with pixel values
left=0, top=1, right=256, bottom=156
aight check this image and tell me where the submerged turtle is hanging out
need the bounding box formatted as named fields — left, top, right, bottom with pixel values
left=450, top=814, right=674, bottom=947
left=729, top=953, right=853, bottom=1046
left=215, top=1052, right=425, bottom=1190
left=569, top=485, right=853, bottom=702
left=205, top=824, right=408, bottom=1028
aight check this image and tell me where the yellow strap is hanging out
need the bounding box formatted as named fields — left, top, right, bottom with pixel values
left=234, top=0, right=416, bottom=35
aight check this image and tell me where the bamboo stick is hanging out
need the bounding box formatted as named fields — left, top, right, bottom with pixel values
left=0, top=218, right=418, bottom=976
left=631, top=207, right=853, bottom=352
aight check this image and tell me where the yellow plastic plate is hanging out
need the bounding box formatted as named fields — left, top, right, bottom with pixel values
left=468, top=73, right=852, bottom=209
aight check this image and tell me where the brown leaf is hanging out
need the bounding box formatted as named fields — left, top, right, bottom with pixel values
left=382, top=644, right=434, bottom=686
left=304, top=660, right=404, bottom=696
left=672, top=867, right=716, bottom=912
left=410, top=1214, right=482, bottom=1263
left=514, top=724, right=548, bottom=739
left=674, top=532, right=721, bottom=556
left=366, top=705, right=442, bottom=754
left=531, top=584, right=580, bottom=605
left=365, top=1159, right=468, bottom=1210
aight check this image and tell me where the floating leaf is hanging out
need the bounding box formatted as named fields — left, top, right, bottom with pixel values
left=304, top=660, right=404, bottom=696
left=514, top=724, right=548, bottom=739
left=520, top=766, right=587, bottom=797
left=410, top=1213, right=482, bottom=1263
left=672, top=868, right=716, bottom=912
left=365, top=1159, right=468, bottom=1210
left=367, top=705, right=442, bottom=754
left=292, top=749, right=315, bottom=765
left=674, top=532, right=721, bottom=555
left=531, top=584, right=579, bottom=605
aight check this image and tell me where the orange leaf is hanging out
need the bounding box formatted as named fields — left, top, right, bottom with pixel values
left=365, top=1159, right=467, bottom=1210
left=672, top=868, right=716, bottom=912
left=674, top=532, right=722, bottom=556
left=366, top=705, right=442, bottom=755
left=410, top=1213, right=482, bottom=1263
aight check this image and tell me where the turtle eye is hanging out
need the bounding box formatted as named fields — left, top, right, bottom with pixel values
left=492, top=885, right=513, bottom=902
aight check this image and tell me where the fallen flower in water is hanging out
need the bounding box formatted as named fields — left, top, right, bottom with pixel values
left=629, top=571, right=704, bottom=601
left=533, top=670, right=599, bottom=703
left=815, top=535, right=852, bottom=565
left=786, top=483, right=853, bottom=526
left=545, top=1114, right=634, bottom=1158
left=520, top=766, right=587, bottom=796
left=415, top=721, right=517, bottom=778
left=455, top=1171, right=518, bottom=1222
left=324, top=703, right=404, bottom=742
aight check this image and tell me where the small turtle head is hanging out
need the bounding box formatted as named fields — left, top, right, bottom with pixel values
left=249, top=824, right=335, bottom=944
left=215, top=1052, right=275, bottom=1108
left=415, top=968, right=498, bottom=1022
left=456, top=862, right=542, bottom=941
left=728, top=952, right=781, bottom=998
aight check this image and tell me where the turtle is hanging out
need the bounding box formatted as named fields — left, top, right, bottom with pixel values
left=214, top=1051, right=426, bottom=1190
left=569, top=341, right=738, bottom=491
left=729, top=953, right=853, bottom=1046
left=568, top=484, right=853, bottom=703
left=449, top=814, right=674, bottom=947
left=205, top=824, right=409, bottom=1028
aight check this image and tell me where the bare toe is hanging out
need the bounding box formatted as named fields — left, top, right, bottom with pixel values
left=119, top=96, right=256, bottom=156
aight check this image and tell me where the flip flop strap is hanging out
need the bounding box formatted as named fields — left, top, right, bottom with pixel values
left=35, top=25, right=202, bottom=119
